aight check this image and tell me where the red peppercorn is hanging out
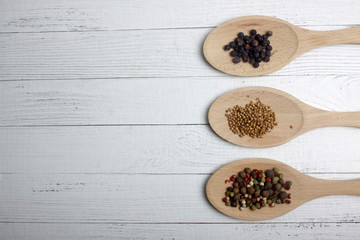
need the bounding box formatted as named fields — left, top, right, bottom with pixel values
left=285, top=186, right=290, bottom=190
left=232, top=175, right=237, bottom=179
left=254, top=195, right=258, bottom=199
left=260, top=200, right=264, bottom=204
left=258, top=174, right=262, bottom=178
left=275, top=172, right=279, bottom=176
left=240, top=195, right=244, bottom=199
left=286, top=200, right=291, bottom=204
left=222, top=197, right=227, bottom=202
left=246, top=174, right=250, bottom=179
left=266, top=178, right=271, bottom=182
left=230, top=177, right=235, bottom=182
left=288, top=194, right=291, bottom=199
left=225, top=180, right=230, bottom=184
left=282, top=184, right=287, bottom=188
left=244, top=178, right=249, bottom=182
left=243, top=182, right=247, bottom=186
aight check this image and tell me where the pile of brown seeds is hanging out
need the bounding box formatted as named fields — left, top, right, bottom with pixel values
left=225, top=98, right=277, bottom=138
left=223, top=167, right=292, bottom=211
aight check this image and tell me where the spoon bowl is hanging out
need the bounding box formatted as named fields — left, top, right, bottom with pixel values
left=203, top=16, right=360, bottom=76
left=208, top=87, right=360, bottom=148
left=206, top=158, right=360, bottom=221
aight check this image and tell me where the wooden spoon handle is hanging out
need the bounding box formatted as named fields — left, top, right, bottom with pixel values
left=309, top=178, right=360, bottom=197
left=296, top=26, right=360, bottom=54
left=305, top=111, right=360, bottom=129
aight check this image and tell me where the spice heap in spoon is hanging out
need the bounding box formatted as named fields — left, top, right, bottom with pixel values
left=224, top=29, right=273, bottom=68
left=223, top=167, right=292, bottom=211
left=225, top=98, right=277, bottom=138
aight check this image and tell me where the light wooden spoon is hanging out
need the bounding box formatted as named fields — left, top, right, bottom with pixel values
left=208, top=87, right=360, bottom=148
left=206, top=158, right=360, bottom=221
left=203, top=16, right=360, bottom=76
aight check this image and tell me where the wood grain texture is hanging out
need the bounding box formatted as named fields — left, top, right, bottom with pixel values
left=1, top=126, right=360, bottom=174
left=0, top=0, right=359, bottom=33
left=1, top=223, right=360, bottom=240
left=0, top=174, right=359, bottom=223
left=203, top=16, right=360, bottom=76
left=1, top=29, right=360, bottom=81
left=1, top=76, right=360, bottom=126
left=206, top=159, right=360, bottom=220
left=208, top=87, right=360, bottom=147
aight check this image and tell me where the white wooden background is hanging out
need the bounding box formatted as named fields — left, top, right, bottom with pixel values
left=0, top=0, right=360, bottom=239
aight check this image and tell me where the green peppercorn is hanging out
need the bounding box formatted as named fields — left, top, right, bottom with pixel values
left=275, top=183, right=282, bottom=191
left=253, top=180, right=258, bottom=185
left=272, top=176, right=280, bottom=184
left=234, top=193, right=240, bottom=200
left=285, top=181, right=292, bottom=187
left=251, top=205, right=257, bottom=211
left=262, top=203, right=266, bottom=207
left=230, top=192, right=235, bottom=197
left=249, top=203, right=253, bottom=207
left=273, top=167, right=279, bottom=173
left=267, top=199, right=272, bottom=204
left=225, top=191, right=230, bottom=196
left=261, top=177, right=266, bottom=182
left=225, top=201, right=231, bottom=206
left=255, top=190, right=261, bottom=196
left=256, top=203, right=261, bottom=209
left=233, top=182, right=239, bottom=188
left=276, top=199, right=281, bottom=204
left=279, top=173, right=284, bottom=179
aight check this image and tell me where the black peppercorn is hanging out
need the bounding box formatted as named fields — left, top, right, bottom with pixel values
left=233, top=187, right=240, bottom=194
left=264, top=182, right=272, bottom=190
left=244, top=168, right=251, bottom=174
left=251, top=40, right=258, bottom=46
left=230, top=41, right=236, bottom=48
left=242, top=56, right=249, bottom=62
left=261, top=190, right=270, bottom=197
left=238, top=32, right=244, bottom=38
left=249, top=58, right=255, bottom=64
left=263, top=56, right=270, bottom=62
left=240, top=186, right=247, bottom=194
left=227, top=187, right=233, bottom=192
left=239, top=171, right=247, bottom=179
left=250, top=29, right=257, bottom=35
left=236, top=177, right=244, bottom=183
left=224, top=45, right=230, bottom=51
left=279, top=191, right=288, bottom=200
left=231, top=201, right=237, bottom=207
left=266, top=31, right=273, bottom=36
left=248, top=187, right=255, bottom=195
left=230, top=51, right=238, bottom=57
left=266, top=45, right=273, bottom=51
left=243, top=36, right=249, bottom=41
left=232, top=57, right=241, bottom=64
left=253, top=62, right=259, bottom=68
left=265, top=170, right=275, bottom=178
left=233, top=182, right=239, bottom=188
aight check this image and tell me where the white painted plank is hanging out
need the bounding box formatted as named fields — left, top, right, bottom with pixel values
left=1, top=29, right=360, bottom=81
left=1, top=125, right=360, bottom=174
left=1, top=76, right=360, bottom=126
left=0, top=174, right=359, bottom=223
left=0, top=0, right=359, bottom=33
left=1, top=223, right=359, bottom=240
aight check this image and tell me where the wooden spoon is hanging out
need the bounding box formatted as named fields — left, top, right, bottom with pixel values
left=208, top=87, right=360, bottom=148
left=206, top=158, right=360, bottom=221
left=203, top=16, right=360, bottom=76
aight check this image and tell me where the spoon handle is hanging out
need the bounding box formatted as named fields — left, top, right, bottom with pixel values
left=309, top=178, right=360, bottom=197
left=297, top=26, right=360, bottom=54
left=305, top=111, right=360, bottom=128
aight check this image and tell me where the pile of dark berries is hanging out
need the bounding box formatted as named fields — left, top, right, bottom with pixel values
left=223, top=167, right=291, bottom=211
left=223, top=29, right=273, bottom=68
